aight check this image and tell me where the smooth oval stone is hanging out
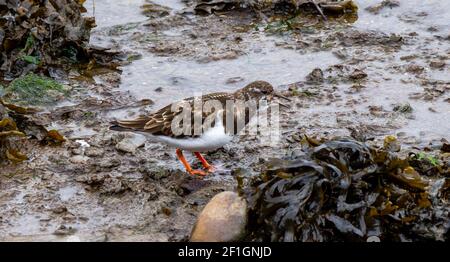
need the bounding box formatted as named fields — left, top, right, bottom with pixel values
left=190, top=191, right=247, bottom=242
left=115, top=133, right=146, bottom=153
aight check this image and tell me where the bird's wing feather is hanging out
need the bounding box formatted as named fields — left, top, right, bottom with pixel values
left=142, top=92, right=232, bottom=138
left=116, top=116, right=150, bottom=130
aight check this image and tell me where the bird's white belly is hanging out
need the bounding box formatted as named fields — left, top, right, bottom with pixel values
left=154, top=123, right=233, bottom=152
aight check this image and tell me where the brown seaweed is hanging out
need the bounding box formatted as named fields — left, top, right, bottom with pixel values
left=245, top=137, right=449, bottom=242
left=192, top=0, right=358, bottom=16
left=0, top=0, right=96, bottom=79
left=0, top=97, right=65, bottom=164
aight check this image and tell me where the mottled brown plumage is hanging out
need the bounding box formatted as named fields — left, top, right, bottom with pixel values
left=111, top=81, right=278, bottom=138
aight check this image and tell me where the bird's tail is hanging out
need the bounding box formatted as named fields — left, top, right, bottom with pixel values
left=109, top=117, right=149, bottom=132
left=109, top=123, right=132, bottom=132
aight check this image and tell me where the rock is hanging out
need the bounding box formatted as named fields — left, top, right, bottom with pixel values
left=306, top=68, right=324, bottom=83
left=367, top=236, right=381, bottom=242
left=116, top=133, right=146, bottom=153
left=141, top=2, right=171, bottom=18
left=190, top=191, right=247, bottom=242
left=365, top=0, right=400, bottom=14
left=101, top=177, right=128, bottom=194
left=350, top=84, right=365, bottom=92
left=429, top=60, right=446, bottom=69
left=178, top=177, right=210, bottom=196
left=332, top=49, right=348, bottom=60
left=51, top=205, right=68, bottom=214
left=225, top=77, right=244, bottom=84
left=75, top=173, right=107, bottom=186
left=197, top=50, right=240, bottom=63
left=441, top=143, right=450, bottom=153
left=405, top=63, right=424, bottom=74
left=69, top=155, right=89, bottom=164
left=160, top=206, right=172, bottom=216
left=349, top=69, right=368, bottom=80
left=71, top=148, right=83, bottom=155
left=53, top=225, right=76, bottom=236
left=400, top=54, right=418, bottom=61
left=84, top=147, right=104, bottom=157
left=384, top=135, right=401, bottom=152
left=393, top=103, right=413, bottom=113
left=96, top=159, right=121, bottom=169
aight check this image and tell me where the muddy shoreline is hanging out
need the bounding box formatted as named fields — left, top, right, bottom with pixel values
left=0, top=0, right=449, bottom=241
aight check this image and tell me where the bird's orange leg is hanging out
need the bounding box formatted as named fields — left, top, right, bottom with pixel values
left=194, top=152, right=216, bottom=173
left=176, top=149, right=207, bottom=176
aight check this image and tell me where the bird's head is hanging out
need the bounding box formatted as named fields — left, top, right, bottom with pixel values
left=237, top=81, right=291, bottom=107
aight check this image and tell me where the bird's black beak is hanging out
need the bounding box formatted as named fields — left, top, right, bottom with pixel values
left=274, top=92, right=292, bottom=109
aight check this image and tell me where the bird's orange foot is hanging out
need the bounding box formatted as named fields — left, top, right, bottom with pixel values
left=188, top=169, right=208, bottom=176
left=205, top=165, right=216, bottom=173
left=193, top=152, right=215, bottom=173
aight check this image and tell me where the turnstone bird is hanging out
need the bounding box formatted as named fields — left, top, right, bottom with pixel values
left=110, top=81, right=290, bottom=176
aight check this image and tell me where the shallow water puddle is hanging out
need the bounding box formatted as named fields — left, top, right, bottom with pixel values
left=57, top=186, right=79, bottom=202
left=353, top=78, right=449, bottom=140
left=84, top=0, right=147, bottom=28
left=151, top=0, right=186, bottom=12
left=119, top=48, right=339, bottom=108
left=49, top=122, right=97, bottom=139
left=355, top=0, right=450, bottom=35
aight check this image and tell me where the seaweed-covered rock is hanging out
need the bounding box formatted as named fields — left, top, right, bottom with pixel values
left=1, top=73, right=69, bottom=106
left=191, top=0, right=358, bottom=15
left=141, top=1, right=171, bottom=18
left=245, top=136, right=449, bottom=242
left=0, top=0, right=95, bottom=79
